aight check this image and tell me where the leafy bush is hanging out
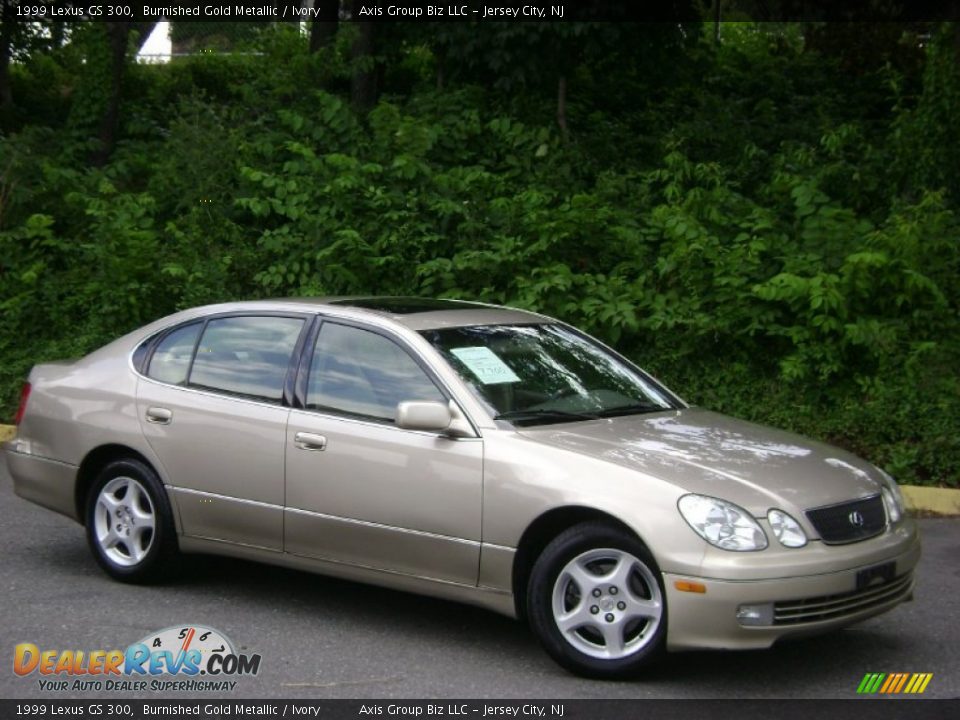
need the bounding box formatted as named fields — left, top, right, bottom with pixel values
left=0, top=22, right=957, bottom=487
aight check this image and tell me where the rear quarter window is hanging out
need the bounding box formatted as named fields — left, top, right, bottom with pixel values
left=146, top=323, right=202, bottom=386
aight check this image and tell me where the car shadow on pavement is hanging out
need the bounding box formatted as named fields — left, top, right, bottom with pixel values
left=177, top=552, right=918, bottom=690
left=642, top=626, right=916, bottom=695
left=178, top=551, right=531, bottom=645
left=32, top=533, right=927, bottom=695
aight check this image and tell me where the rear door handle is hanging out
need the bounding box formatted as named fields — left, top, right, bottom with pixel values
left=146, top=407, right=173, bottom=425
left=294, top=432, right=327, bottom=451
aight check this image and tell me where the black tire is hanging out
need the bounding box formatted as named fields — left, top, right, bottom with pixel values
left=526, top=522, right=667, bottom=678
left=84, top=458, right=179, bottom=583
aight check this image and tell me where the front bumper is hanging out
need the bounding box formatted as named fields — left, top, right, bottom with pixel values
left=663, top=520, right=921, bottom=651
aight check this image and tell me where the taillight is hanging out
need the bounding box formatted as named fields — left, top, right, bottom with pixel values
left=13, top=382, right=31, bottom=425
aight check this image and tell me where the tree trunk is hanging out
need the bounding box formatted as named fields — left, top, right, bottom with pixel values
left=51, top=20, right=66, bottom=50
left=557, top=74, right=568, bottom=139
left=350, top=0, right=377, bottom=111
left=713, top=0, right=721, bottom=45
left=309, top=0, right=339, bottom=52
left=0, top=0, right=14, bottom=108
left=92, top=22, right=131, bottom=167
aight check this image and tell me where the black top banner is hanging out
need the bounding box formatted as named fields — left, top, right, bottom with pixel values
left=8, top=0, right=960, bottom=23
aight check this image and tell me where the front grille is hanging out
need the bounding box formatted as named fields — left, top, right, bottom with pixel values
left=806, top=494, right=886, bottom=544
left=774, top=573, right=913, bottom=625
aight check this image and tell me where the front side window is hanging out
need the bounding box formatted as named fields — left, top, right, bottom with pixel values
left=420, top=324, right=676, bottom=426
left=189, top=316, right=304, bottom=402
left=307, top=322, right=445, bottom=422
left=147, top=323, right=201, bottom=386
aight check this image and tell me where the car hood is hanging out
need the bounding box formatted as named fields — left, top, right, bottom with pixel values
left=518, top=408, right=885, bottom=514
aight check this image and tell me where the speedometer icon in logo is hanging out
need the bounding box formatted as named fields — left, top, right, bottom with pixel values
left=135, top=625, right=234, bottom=673
left=126, top=623, right=262, bottom=679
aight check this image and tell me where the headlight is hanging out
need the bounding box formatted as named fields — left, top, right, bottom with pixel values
left=678, top=494, right=768, bottom=551
left=878, top=469, right=904, bottom=523
left=767, top=509, right=808, bottom=548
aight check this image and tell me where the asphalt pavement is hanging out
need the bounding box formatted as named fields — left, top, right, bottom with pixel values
left=1, top=462, right=957, bottom=700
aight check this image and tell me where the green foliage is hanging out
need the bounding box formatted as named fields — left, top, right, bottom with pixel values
left=0, top=21, right=958, bottom=488
left=65, top=24, right=115, bottom=136
left=890, top=24, right=960, bottom=202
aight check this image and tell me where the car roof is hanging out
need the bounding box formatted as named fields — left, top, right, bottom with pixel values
left=217, top=296, right=552, bottom=331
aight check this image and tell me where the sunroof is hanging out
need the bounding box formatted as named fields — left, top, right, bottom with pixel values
left=329, top=297, right=479, bottom=314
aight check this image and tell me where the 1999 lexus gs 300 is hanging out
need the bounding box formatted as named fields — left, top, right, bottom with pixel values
left=5, top=298, right=919, bottom=677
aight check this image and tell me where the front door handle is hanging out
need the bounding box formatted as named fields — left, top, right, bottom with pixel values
left=146, top=407, right=173, bottom=425
left=294, top=432, right=327, bottom=451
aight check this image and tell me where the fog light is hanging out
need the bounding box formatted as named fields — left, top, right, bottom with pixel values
left=736, top=603, right=774, bottom=626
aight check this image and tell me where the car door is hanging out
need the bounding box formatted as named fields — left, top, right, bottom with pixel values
left=137, top=314, right=308, bottom=551
left=284, top=318, right=483, bottom=585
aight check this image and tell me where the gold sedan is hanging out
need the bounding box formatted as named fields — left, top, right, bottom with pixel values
left=5, top=298, right=920, bottom=677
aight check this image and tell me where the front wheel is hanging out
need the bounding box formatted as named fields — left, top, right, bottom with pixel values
left=527, top=522, right=667, bottom=678
left=85, top=458, right=179, bottom=583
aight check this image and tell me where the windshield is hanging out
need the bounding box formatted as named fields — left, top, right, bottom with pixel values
left=419, top=324, right=678, bottom=426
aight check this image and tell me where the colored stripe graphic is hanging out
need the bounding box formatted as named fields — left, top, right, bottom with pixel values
left=857, top=673, right=933, bottom=694
left=893, top=673, right=909, bottom=693
left=857, top=673, right=884, bottom=693
left=879, top=674, right=897, bottom=693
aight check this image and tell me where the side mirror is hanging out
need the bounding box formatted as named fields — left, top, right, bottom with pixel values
left=395, top=400, right=475, bottom=438
left=395, top=401, right=452, bottom=432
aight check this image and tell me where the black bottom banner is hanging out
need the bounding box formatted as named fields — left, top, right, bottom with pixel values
left=2, top=699, right=958, bottom=720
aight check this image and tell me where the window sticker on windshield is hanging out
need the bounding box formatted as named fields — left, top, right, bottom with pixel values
left=450, top=346, right=520, bottom=385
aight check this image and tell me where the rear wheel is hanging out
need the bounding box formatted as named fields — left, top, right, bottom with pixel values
left=85, top=459, right=178, bottom=583
left=527, top=522, right=667, bottom=678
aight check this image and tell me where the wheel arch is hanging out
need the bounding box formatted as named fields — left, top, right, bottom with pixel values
left=511, top=506, right=642, bottom=621
left=75, top=444, right=160, bottom=524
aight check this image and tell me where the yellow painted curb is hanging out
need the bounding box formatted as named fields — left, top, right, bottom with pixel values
left=0, top=422, right=956, bottom=513
left=902, top=485, right=960, bottom=516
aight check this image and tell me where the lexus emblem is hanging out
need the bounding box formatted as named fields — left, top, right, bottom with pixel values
left=848, top=510, right=865, bottom=527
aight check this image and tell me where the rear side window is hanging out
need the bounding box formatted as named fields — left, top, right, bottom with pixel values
left=147, top=323, right=201, bottom=386
left=189, top=316, right=304, bottom=402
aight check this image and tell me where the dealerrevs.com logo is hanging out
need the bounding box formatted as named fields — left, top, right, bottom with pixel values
left=13, top=625, right=261, bottom=692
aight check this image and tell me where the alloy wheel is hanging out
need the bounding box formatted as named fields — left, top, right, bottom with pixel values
left=550, top=547, right=663, bottom=660
left=93, top=476, right=156, bottom=567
